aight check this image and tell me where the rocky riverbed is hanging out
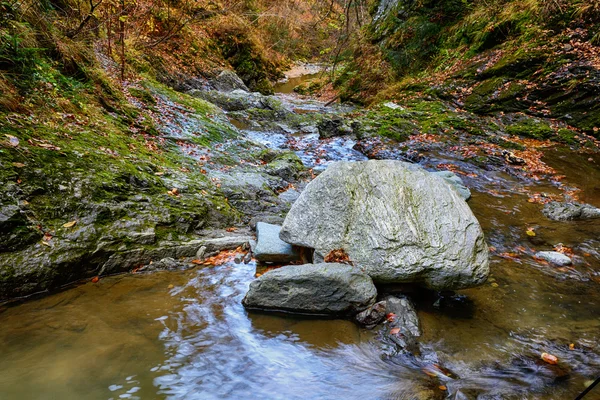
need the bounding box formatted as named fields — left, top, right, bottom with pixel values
left=1, top=69, right=599, bottom=399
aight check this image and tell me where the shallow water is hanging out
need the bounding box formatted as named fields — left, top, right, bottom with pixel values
left=1, top=84, right=600, bottom=399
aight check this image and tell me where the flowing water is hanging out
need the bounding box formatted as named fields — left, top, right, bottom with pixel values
left=1, top=76, right=599, bottom=400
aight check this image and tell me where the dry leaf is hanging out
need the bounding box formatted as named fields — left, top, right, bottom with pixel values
left=63, top=220, right=77, bottom=228
left=526, top=228, right=536, bottom=237
left=390, top=327, right=401, bottom=335
left=12, top=162, right=25, bottom=168
left=91, top=276, right=100, bottom=283
left=541, top=353, right=558, bottom=365
left=569, top=343, right=575, bottom=351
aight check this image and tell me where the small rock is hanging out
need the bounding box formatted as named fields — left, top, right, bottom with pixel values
left=317, top=118, right=354, bottom=139
left=196, top=246, right=207, bottom=260
left=278, top=188, right=301, bottom=204
left=431, top=170, right=471, bottom=201
left=385, top=295, right=421, bottom=337
left=355, top=301, right=387, bottom=329
left=542, top=201, right=600, bottom=221
left=254, top=222, right=301, bottom=263
left=535, top=251, right=572, bottom=266
left=382, top=102, right=403, bottom=110
left=242, top=263, right=377, bottom=316
left=234, top=253, right=244, bottom=264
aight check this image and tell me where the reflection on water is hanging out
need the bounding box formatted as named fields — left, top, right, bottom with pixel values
left=1, top=249, right=599, bottom=399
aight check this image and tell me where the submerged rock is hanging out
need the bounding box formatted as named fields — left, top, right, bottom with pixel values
left=355, top=301, right=387, bottom=329
left=254, top=222, right=301, bottom=263
left=279, top=160, right=490, bottom=290
left=242, top=263, right=377, bottom=316
left=535, top=251, right=572, bottom=266
left=385, top=295, right=421, bottom=338
left=431, top=170, right=471, bottom=201
left=542, top=201, right=600, bottom=221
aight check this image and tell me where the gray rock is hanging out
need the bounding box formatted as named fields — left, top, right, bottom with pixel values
left=279, top=160, right=489, bottom=290
left=254, top=222, right=301, bottom=263
left=385, top=295, right=421, bottom=337
left=542, top=201, right=600, bottom=221
left=278, top=188, right=301, bottom=204
left=432, top=170, right=471, bottom=201
left=243, top=263, right=377, bottom=315
left=535, top=251, right=572, bottom=266
left=355, top=301, right=387, bottom=329
left=210, top=70, right=249, bottom=92
left=99, top=235, right=253, bottom=275
left=317, top=117, right=354, bottom=139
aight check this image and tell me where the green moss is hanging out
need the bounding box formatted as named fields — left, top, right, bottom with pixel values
left=128, top=87, right=156, bottom=105
left=556, top=128, right=578, bottom=145
left=505, top=118, right=553, bottom=139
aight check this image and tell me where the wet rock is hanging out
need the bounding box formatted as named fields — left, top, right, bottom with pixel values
left=542, top=201, right=600, bottom=221
left=254, top=222, right=301, bottom=263
left=279, top=160, right=490, bottom=290
left=141, top=257, right=180, bottom=271
left=209, top=70, right=249, bottom=92
left=535, top=251, right=572, bottom=266
left=189, top=89, right=268, bottom=112
left=99, top=236, right=253, bottom=275
left=355, top=301, right=387, bottom=329
left=317, top=117, right=354, bottom=139
left=265, top=152, right=305, bottom=182
left=385, top=295, right=421, bottom=337
left=431, top=170, right=472, bottom=201
left=278, top=188, right=301, bottom=204
left=242, top=263, right=377, bottom=316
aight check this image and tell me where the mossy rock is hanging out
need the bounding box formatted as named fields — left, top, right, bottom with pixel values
left=480, top=49, right=547, bottom=79
left=465, top=77, right=527, bottom=114
left=505, top=118, right=553, bottom=139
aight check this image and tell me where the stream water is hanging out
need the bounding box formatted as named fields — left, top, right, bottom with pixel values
left=1, top=75, right=599, bottom=400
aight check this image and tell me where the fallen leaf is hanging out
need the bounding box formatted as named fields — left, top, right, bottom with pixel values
left=439, top=386, right=447, bottom=391
left=41, top=241, right=51, bottom=247
left=390, top=327, right=401, bottom=335
left=168, top=284, right=174, bottom=289
left=386, top=313, right=397, bottom=322
left=491, top=282, right=499, bottom=288
left=12, top=162, right=25, bottom=168
left=225, top=227, right=238, bottom=232
left=569, top=343, right=575, bottom=351
left=324, top=248, right=353, bottom=265
left=91, top=276, right=100, bottom=283
left=526, top=228, right=536, bottom=237
left=541, top=353, right=558, bottom=365
left=62, top=220, right=77, bottom=228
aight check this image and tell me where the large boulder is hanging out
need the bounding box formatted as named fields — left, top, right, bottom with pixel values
left=209, top=70, right=249, bottom=92
left=242, top=263, right=377, bottom=316
left=279, top=160, right=489, bottom=290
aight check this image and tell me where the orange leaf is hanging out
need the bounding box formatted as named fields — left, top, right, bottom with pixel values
left=541, top=353, right=558, bottom=365
left=91, top=276, right=100, bottom=283
left=390, top=327, right=401, bottom=335
left=386, top=313, right=397, bottom=322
